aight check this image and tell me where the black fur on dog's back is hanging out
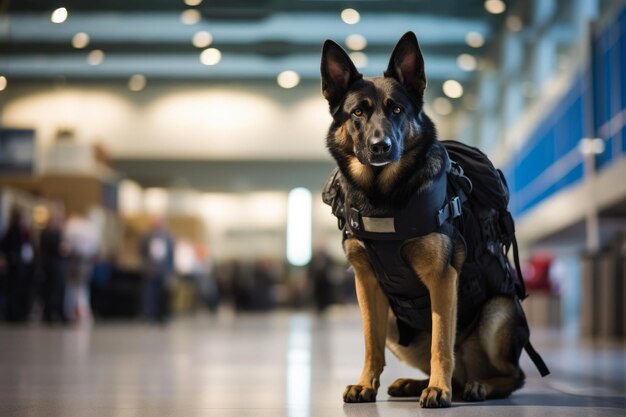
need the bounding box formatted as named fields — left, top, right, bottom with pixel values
left=321, top=32, right=445, bottom=213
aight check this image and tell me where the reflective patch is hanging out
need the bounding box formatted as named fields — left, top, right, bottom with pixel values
left=362, top=216, right=395, bottom=233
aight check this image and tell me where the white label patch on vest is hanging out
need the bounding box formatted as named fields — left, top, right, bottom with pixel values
left=362, top=217, right=396, bottom=233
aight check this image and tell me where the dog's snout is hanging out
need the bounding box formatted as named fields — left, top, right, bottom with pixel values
left=369, top=137, right=392, bottom=156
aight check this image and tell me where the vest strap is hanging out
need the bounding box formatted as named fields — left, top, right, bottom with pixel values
left=437, top=196, right=462, bottom=226
left=524, top=341, right=551, bottom=377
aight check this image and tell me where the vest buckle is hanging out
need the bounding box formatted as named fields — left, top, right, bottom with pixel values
left=450, top=196, right=461, bottom=218
left=437, top=196, right=462, bottom=226
left=349, top=207, right=361, bottom=230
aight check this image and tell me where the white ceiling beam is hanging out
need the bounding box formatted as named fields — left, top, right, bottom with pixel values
left=1, top=53, right=472, bottom=80
left=2, top=12, right=490, bottom=45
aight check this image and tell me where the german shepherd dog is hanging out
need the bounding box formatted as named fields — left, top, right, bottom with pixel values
left=321, top=32, right=525, bottom=408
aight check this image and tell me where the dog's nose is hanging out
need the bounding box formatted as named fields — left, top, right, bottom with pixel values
left=369, top=137, right=392, bottom=156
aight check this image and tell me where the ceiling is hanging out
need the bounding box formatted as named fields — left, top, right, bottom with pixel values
left=0, top=0, right=530, bottom=191
left=1, top=0, right=526, bottom=89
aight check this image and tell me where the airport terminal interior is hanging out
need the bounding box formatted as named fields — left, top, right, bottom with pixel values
left=1, top=0, right=626, bottom=416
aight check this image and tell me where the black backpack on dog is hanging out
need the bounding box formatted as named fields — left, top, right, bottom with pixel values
left=443, top=140, right=526, bottom=301
left=443, top=139, right=549, bottom=377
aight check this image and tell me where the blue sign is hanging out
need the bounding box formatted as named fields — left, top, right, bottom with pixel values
left=0, top=128, right=36, bottom=174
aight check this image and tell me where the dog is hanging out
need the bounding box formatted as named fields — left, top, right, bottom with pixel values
left=320, top=32, right=528, bottom=408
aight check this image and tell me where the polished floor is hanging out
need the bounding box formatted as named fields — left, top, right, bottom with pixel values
left=0, top=307, right=625, bottom=417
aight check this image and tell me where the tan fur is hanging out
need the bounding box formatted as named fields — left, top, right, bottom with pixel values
left=403, top=233, right=457, bottom=405
left=479, top=298, right=516, bottom=374
left=348, top=157, right=374, bottom=189
left=336, top=125, right=349, bottom=148
left=343, top=238, right=389, bottom=402
left=378, top=150, right=445, bottom=195
left=377, top=151, right=413, bottom=193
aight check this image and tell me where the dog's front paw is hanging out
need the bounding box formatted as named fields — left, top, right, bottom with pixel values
left=343, top=385, right=377, bottom=403
left=419, top=386, right=451, bottom=408
left=462, top=381, right=487, bottom=402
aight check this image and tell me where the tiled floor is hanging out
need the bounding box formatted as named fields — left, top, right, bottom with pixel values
left=0, top=307, right=624, bottom=417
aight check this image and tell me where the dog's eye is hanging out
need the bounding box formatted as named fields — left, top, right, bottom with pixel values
left=392, top=106, right=402, bottom=115
left=353, top=108, right=363, bottom=117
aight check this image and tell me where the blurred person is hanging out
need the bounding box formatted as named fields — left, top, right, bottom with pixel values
left=176, top=242, right=219, bottom=313
left=0, top=207, right=36, bottom=322
left=39, top=213, right=67, bottom=324
left=195, top=245, right=219, bottom=313
left=64, top=212, right=100, bottom=323
left=230, top=260, right=250, bottom=311
left=139, top=217, right=174, bottom=323
left=307, top=247, right=334, bottom=314
left=0, top=246, right=5, bottom=319
left=251, top=259, right=275, bottom=311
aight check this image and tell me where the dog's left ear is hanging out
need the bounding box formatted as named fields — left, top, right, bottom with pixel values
left=384, top=31, right=427, bottom=98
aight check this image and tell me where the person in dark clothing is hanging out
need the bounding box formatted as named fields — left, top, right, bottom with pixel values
left=39, top=214, right=67, bottom=324
left=139, top=217, right=174, bottom=322
left=308, top=248, right=335, bottom=314
left=0, top=207, right=36, bottom=322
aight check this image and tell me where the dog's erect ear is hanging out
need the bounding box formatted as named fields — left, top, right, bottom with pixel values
left=384, top=31, right=427, bottom=98
left=321, top=40, right=362, bottom=109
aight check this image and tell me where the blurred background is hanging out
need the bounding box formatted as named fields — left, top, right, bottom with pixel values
left=0, top=0, right=625, bottom=415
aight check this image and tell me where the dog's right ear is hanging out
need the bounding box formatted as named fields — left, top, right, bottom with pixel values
left=321, top=40, right=362, bottom=110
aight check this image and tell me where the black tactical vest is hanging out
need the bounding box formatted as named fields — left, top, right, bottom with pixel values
left=323, top=157, right=484, bottom=346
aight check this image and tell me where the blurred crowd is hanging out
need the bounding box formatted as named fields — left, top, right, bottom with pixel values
left=0, top=206, right=103, bottom=324
left=0, top=204, right=356, bottom=326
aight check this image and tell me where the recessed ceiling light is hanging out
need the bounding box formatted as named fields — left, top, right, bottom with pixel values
left=443, top=80, right=463, bottom=98
left=72, top=32, right=90, bottom=49
left=345, top=34, right=367, bottom=51
left=51, top=7, right=68, bottom=24
left=465, top=31, right=485, bottom=48
left=349, top=52, right=367, bottom=68
left=192, top=31, right=213, bottom=48
left=200, top=48, right=221, bottom=65
left=184, top=0, right=203, bottom=5
left=277, top=70, right=300, bottom=89
left=432, top=97, right=453, bottom=116
left=484, top=0, right=506, bottom=14
left=457, top=54, right=477, bottom=71
left=341, top=8, right=360, bottom=25
left=128, top=74, right=147, bottom=92
left=0, top=76, right=7, bottom=92
left=506, top=15, right=523, bottom=32
left=87, top=49, right=105, bottom=66
left=181, top=9, right=201, bottom=25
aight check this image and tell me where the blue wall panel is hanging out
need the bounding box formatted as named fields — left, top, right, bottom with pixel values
left=506, top=73, right=585, bottom=216
left=507, top=4, right=626, bottom=217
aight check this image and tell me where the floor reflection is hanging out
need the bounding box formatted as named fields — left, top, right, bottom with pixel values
left=0, top=308, right=624, bottom=417
left=287, top=313, right=312, bottom=417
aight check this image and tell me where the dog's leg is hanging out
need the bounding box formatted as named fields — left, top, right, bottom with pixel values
left=406, top=234, right=458, bottom=408
left=388, top=378, right=430, bottom=397
left=420, top=265, right=457, bottom=407
left=462, top=374, right=524, bottom=401
left=343, top=238, right=389, bottom=403
left=461, top=297, right=525, bottom=401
